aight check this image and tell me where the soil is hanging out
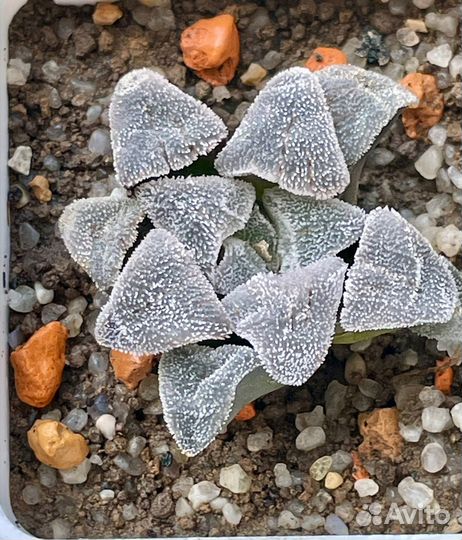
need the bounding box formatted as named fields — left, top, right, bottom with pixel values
left=7, top=0, right=462, bottom=537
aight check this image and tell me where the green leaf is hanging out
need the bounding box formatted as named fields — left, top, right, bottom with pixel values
left=333, top=328, right=391, bottom=345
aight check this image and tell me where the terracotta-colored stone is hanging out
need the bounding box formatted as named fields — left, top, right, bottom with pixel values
left=10, top=322, right=68, bottom=408
left=180, top=14, right=240, bottom=86
left=435, top=357, right=454, bottom=395
left=234, top=403, right=256, bottom=421
left=27, top=419, right=89, bottom=469
left=358, top=407, right=403, bottom=463
left=110, top=350, right=156, bottom=390
left=401, top=73, right=444, bottom=140
left=305, top=47, right=348, bottom=72
left=92, top=3, right=123, bottom=26
left=351, top=450, right=370, bottom=480
left=29, top=175, right=52, bottom=203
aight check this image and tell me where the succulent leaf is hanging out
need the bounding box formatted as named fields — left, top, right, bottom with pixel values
left=262, top=187, right=365, bottom=271
left=95, top=229, right=231, bottom=354
left=136, top=176, right=255, bottom=274
left=58, top=191, right=144, bottom=289
left=110, top=68, right=227, bottom=187
left=215, top=67, right=350, bottom=200
left=213, top=237, right=268, bottom=296
left=341, top=207, right=458, bottom=332
left=159, top=344, right=261, bottom=456
left=315, top=65, right=418, bottom=166
left=222, top=256, right=347, bottom=386
left=234, top=204, right=277, bottom=264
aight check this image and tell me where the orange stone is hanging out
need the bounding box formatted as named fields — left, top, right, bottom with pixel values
left=110, top=350, right=155, bottom=390
left=27, top=419, right=89, bottom=469
left=305, top=47, right=348, bottom=72
left=92, top=3, right=123, bottom=26
left=180, top=14, right=240, bottom=86
left=29, top=175, right=52, bottom=203
left=358, top=407, right=403, bottom=463
left=11, top=322, right=68, bottom=408
left=351, top=450, right=370, bottom=480
left=435, top=357, right=454, bottom=395
left=401, top=73, right=444, bottom=140
left=234, top=402, right=256, bottom=421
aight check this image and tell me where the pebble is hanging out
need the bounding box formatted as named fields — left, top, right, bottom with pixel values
left=240, top=63, right=267, bottom=86
left=426, top=193, right=455, bottom=219
left=127, top=435, right=147, bottom=457
left=19, top=223, right=40, bottom=250
left=450, top=402, right=462, bottom=430
left=436, top=225, right=462, bottom=257
left=312, top=489, right=333, bottom=512
left=122, top=502, right=138, bottom=521
left=175, top=497, right=194, bottom=517
left=261, top=50, right=283, bottom=70
left=421, top=442, right=447, bottom=473
left=247, top=429, right=273, bottom=452
left=42, top=60, right=63, bottom=84
left=427, top=44, right=453, bottom=68
left=310, top=455, right=332, bottom=481
left=219, top=464, right=251, bottom=494
left=397, top=476, right=433, bottom=509
left=301, top=513, right=325, bottom=532
left=399, top=421, right=423, bottom=442
left=358, top=378, right=382, bottom=399
left=277, top=510, right=300, bottom=529
left=8, top=285, right=36, bottom=313
left=99, top=489, right=115, bottom=501
left=295, top=405, right=325, bottom=430
left=43, top=155, right=60, bottom=172
left=59, top=458, right=91, bottom=484
left=212, top=86, right=231, bottom=103
left=222, top=502, right=243, bottom=525
left=34, top=282, right=54, bottom=305
left=412, top=0, right=434, bottom=8
left=335, top=501, right=355, bottom=523
left=367, top=148, right=395, bottom=167
left=61, top=313, right=83, bottom=338
left=88, top=352, right=109, bottom=374
left=330, top=450, right=353, bottom=473
left=8, top=146, right=32, bottom=175
left=210, top=497, right=227, bottom=511
left=86, top=104, right=103, bottom=124
left=38, top=464, right=57, bottom=488
left=425, top=12, right=459, bottom=37
left=421, top=406, right=453, bottom=432
left=355, top=478, right=379, bottom=497
left=95, top=414, right=116, bottom=440
left=419, top=386, right=445, bottom=408
left=172, top=477, right=194, bottom=498
left=187, top=481, right=221, bottom=509
left=325, top=471, right=343, bottom=490
left=151, top=491, right=174, bottom=518
left=63, top=409, right=88, bottom=432
left=324, top=514, right=349, bottom=535
left=22, top=484, right=42, bottom=505
left=50, top=518, right=71, bottom=539
left=325, top=380, right=347, bottom=418
left=274, top=463, right=293, bottom=488
left=113, top=453, right=146, bottom=476
left=405, top=19, right=428, bottom=33
left=92, top=3, right=123, bottom=25
left=296, top=426, right=326, bottom=451
left=68, top=296, right=88, bottom=314
left=428, top=125, right=447, bottom=147
left=396, top=27, right=419, bottom=47
left=449, top=54, right=462, bottom=79
left=448, top=166, right=462, bottom=189
left=41, top=303, right=66, bottom=324
left=138, top=374, right=159, bottom=401
left=415, top=145, right=443, bottom=179
left=88, top=128, right=111, bottom=155
left=7, top=58, right=31, bottom=86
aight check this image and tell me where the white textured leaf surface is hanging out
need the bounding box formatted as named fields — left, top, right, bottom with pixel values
left=263, top=187, right=365, bottom=271
left=414, top=265, right=462, bottom=356
left=159, top=345, right=260, bottom=456
left=213, top=237, right=268, bottom=296
left=58, top=192, right=144, bottom=289
left=95, top=229, right=231, bottom=354
left=136, top=176, right=255, bottom=274
left=316, top=65, right=418, bottom=166
left=341, top=207, right=458, bottom=331
left=222, top=257, right=347, bottom=385
left=215, top=67, right=350, bottom=199
left=110, top=69, right=227, bottom=187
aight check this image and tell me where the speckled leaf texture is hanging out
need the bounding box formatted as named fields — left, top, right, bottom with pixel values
left=95, top=229, right=231, bottom=354
left=262, top=187, right=365, bottom=272
left=222, top=257, right=347, bottom=386
left=414, top=264, right=462, bottom=356
left=136, top=176, right=255, bottom=274
left=110, top=68, right=227, bottom=187
left=213, top=237, right=268, bottom=296
left=315, top=65, right=418, bottom=166
left=215, top=67, right=350, bottom=200
left=341, top=207, right=458, bottom=332
left=58, top=191, right=144, bottom=290
left=159, top=345, right=260, bottom=456
left=235, top=204, right=277, bottom=264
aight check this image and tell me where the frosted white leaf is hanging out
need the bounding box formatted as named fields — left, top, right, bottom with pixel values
left=235, top=204, right=277, bottom=263
left=159, top=345, right=261, bottom=456
left=341, top=207, right=457, bottom=332
left=213, top=238, right=268, bottom=296
left=414, top=265, right=462, bottom=356
left=136, top=176, right=255, bottom=274
left=215, top=67, right=350, bottom=200
left=95, top=229, right=231, bottom=354
left=315, top=65, right=418, bottom=166
left=110, top=68, right=227, bottom=187
left=262, top=187, right=365, bottom=271
left=222, top=257, right=347, bottom=386
left=58, top=192, right=144, bottom=289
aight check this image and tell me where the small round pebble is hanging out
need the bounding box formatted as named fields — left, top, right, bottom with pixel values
left=301, top=513, right=325, bottom=532
left=187, top=481, right=220, bottom=510
left=274, top=463, right=293, bottom=488
left=421, top=442, right=447, bottom=473
left=99, top=489, right=115, bottom=501
left=62, top=408, right=88, bottom=432
left=295, top=426, right=326, bottom=451
left=325, top=471, right=343, bottom=490
left=450, top=403, right=462, bottom=430
left=22, top=484, right=42, bottom=505
left=421, top=406, right=453, bottom=433
left=95, top=413, right=116, bottom=440
left=324, top=513, right=349, bottom=535
left=397, top=476, right=433, bottom=509
left=277, top=510, right=300, bottom=530
left=247, top=429, right=273, bottom=452
left=219, top=464, right=251, bottom=494
left=34, top=282, right=54, bottom=305
left=59, top=459, right=91, bottom=485
left=222, top=502, right=243, bottom=525
left=355, top=478, right=379, bottom=497
left=310, top=455, right=332, bottom=481
left=8, top=285, right=36, bottom=313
